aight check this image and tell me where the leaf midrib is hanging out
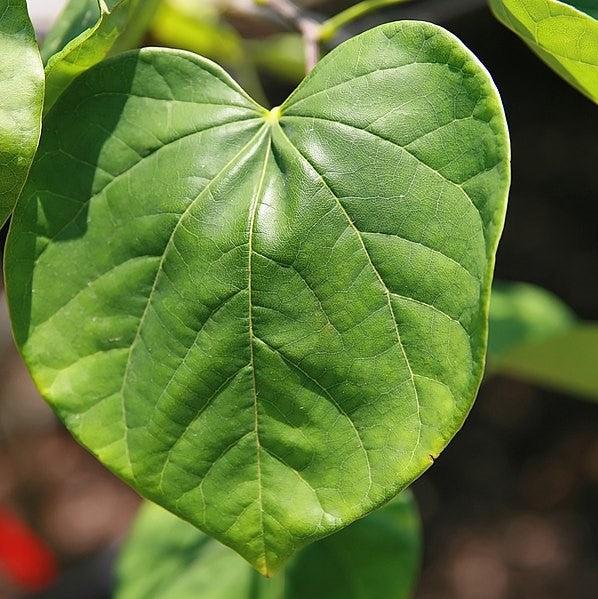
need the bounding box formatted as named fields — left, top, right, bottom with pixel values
left=118, top=123, right=269, bottom=479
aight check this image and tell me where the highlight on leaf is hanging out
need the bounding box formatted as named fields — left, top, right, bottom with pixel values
left=0, top=0, right=44, bottom=227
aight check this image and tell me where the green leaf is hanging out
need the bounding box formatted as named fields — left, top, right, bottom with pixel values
left=0, top=0, right=44, bottom=228
left=40, top=0, right=105, bottom=64
left=6, top=21, right=510, bottom=573
left=496, top=325, right=598, bottom=400
left=489, top=282, right=598, bottom=400
left=488, top=281, right=575, bottom=361
left=117, top=493, right=421, bottom=599
left=489, top=0, right=598, bottom=103
left=43, top=0, right=161, bottom=114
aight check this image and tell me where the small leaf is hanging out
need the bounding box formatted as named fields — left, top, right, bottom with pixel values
left=0, top=0, right=44, bottom=227
left=488, top=281, right=575, bottom=361
left=490, top=0, right=598, bottom=103
left=489, top=282, right=598, bottom=400
left=43, top=0, right=161, bottom=113
left=6, top=22, right=510, bottom=573
left=40, top=0, right=105, bottom=64
left=116, top=493, right=421, bottom=599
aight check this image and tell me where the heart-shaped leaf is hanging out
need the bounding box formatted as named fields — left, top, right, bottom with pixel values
left=43, top=0, right=161, bottom=113
left=6, top=21, right=510, bottom=574
left=490, top=0, right=598, bottom=103
left=117, top=493, right=421, bottom=599
left=0, top=0, right=44, bottom=227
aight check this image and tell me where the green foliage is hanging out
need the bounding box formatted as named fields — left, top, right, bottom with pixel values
left=490, top=0, right=598, bottom=103
left=150, top=0, right=304, bottom=87
left=496, top=325, right=598, bottom=400
left=488, top=281, right=575, bottom=360
left=43, top=0, right=161, bottom=113
left=0, top=0, right=44, bottom=228
left=489, top=282, right=598, bottom=400
left=117, top=493, right=421, bottom=599
left=6, top=21, right=509, bottom=573
left=40, top=0, right=107, bottom=64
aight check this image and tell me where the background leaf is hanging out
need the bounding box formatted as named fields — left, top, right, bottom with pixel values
left=561, top=0, right=598, bottom=19
left=116, top=492, right=421, bottom=599
left=40, top=0, right=106, bottom=64
left=6, top=22, right=509, bottom=572
left=489, top=0, right=598, bottom=103
left=0, top=0, right=44, bottom=227
left=488, top=281, right=575, bottom=360
left=488, top=281, right=598, bottom=400
left=43, top=0, right=161, bottom=113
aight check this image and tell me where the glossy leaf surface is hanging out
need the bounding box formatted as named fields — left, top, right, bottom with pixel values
left=489, top=282, right=598, bottom=400
left=6, top=22, right=510, bottom=573
left=43, top=0, right=160, bottom=113
left=490, top=0, right=598, bottom=103
left=117, top=493, right=421, bottom=599
left=0, top=0, right=44, bottom=227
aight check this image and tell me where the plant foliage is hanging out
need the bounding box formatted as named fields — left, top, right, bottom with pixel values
left=6, top=21, right=509, bottom=573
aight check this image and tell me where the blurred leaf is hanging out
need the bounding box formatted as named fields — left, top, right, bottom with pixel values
left=489, top=0, right=598, bottom=103
left=496, top=326, right=598, bottom=400
left=0, top=0, right=44, bottom=227
left=43, top=0, right=161, bottom=114
left=488, top=281, right=575, bottom=360
left=247, top=33, right=305, bottom=83
left=151, top=0, right=304, bottom=90
left=489, top=282, right=598, bottom=400
left=151, top=0, right=244, bottom=63
left=116, top=493, right=421, bottom=599
left=150, top=0, right=266, bottom=103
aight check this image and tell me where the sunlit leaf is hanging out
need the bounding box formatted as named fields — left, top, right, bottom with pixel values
left=6, top=22, right=509, bottom=573
left=43, top=0, right=161, bottom=113
left=0, top=0, right=44, bottom=228
left=117, top=493, right=421, bottom=599
left=490, top=0, right=598, bottom=103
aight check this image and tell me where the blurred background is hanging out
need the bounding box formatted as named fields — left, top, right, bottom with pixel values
left=0, top=0, right=596, bottom=597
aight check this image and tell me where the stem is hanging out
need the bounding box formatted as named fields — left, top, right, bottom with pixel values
left=258, top=0, right=320, bottom=73
left=319, top=0, right=414, bottom=42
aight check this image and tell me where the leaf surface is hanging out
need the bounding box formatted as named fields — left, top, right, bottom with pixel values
left=43, top=0, right=160, bottom=113
left=0, top=0, right=44, bottom=227
left=490, top=0, right=598, bottom=102
left=6, top=21, right=510, bottom=573
left=117, top=493, right=421, bottom=599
